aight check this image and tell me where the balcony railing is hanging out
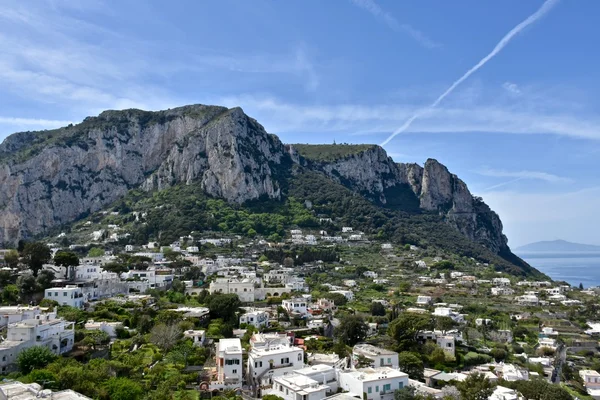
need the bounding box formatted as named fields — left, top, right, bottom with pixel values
left=270, top=363, right=293, bottom=370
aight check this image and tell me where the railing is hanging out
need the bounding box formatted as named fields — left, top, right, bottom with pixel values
left=270, top=363, right=292, bottom=370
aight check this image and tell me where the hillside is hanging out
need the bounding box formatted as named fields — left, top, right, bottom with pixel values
left=0, top=104, right=536, bottom=276
left=516, top=239, right=600, bottom=253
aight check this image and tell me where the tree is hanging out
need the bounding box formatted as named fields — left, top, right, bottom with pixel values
left=335, top=315, right=368, bottom=346
left=150, top=323, right=182, bottom=352
left=167, top=340, right=195, bottom=367
left=394, top=386, right=418, bottom=400
left=456, top=373, right=495, bottom=400
left=262, top=395, right=285, bottom=400
left=36, top=269, right=56, bottom=290
left=17, top=346, right=57, bottom=373
left=88, top=247, right=105, bottom=257
left=4, top=249, right=19, bottom=269
left=1, top=284, right=19, bottom=304
left=324, top=292, right=348, bottom=306
left=283, top=257, right=294, bottom=268
left=579, top=282, right=584, bottom=290
left=171, top=279, right=186, bottom=293
left=398, top=282, right=411, bottom=293
left=397, top=352, right=424, bottom=380
left=22, top=242, right=52, bottom=276
left=207, top=293, right=241, bottom=323
left=102, top=262, right=128, bottom=275
left=388, top=313, right=431, bottom=351
left=16, top=274, right=39, bottom=302
left=370, top=302, right=386, bottom=316
left=82, top=330, right=111, bottom=350
left=53, top=250, right=79, bottom=280
left=104, top=377, right=144, bottom=400
left=434, top=316, right=455, bottom=333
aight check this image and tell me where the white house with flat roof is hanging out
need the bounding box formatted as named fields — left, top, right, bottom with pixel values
left=0, top=315, right=74, bottom=373
left=0, top=306, right=55, bottom=329
left=282, top=298, right=309, bottom=317
left=44, top=286, right=84, bottom=308
left=211, top=338, right=243, bottom=390
left=240, top=310, right=270, bottom=329
left=352, top=344, right=399, bottom=369
left=84, top=320, right=123, bottom=338
left=0, top=381, right=91, bottom=399
left=247, top=333, right=304, bottom=388
left=265, top=374, right=329, bottom=400
left=330, top=290, right=354, bottom=301
left=339, top=367, right=409, bottom=400
left=416, top=296, right=432, bottom=305
left=296, top=364, right=339, bottom=393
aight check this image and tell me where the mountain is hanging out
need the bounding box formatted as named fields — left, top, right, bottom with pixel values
left=516, top=239, right=600, bottom=253
left=0, top=104, right=537, bottom=276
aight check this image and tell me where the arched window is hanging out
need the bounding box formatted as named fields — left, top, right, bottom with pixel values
left=298, top=353, right=302, bottom=361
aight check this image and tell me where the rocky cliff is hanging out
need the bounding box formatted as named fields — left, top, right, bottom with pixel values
left=0, top=105, right=290, bottom=244
left=291, top=145, right=508, bottom=254
left=0, top=104, right=508, bottom=258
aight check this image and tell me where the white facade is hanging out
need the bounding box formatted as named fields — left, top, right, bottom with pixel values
left=0, top=316, right=74, bottom=373
left=122, top=269, right=173, bottom=289
left=240, top=310, right=270, bottom=329
left=212, top=338, right=243, bottom=390
left=209, top=278, right=257, bottom=302
left=432, top=307, right=464, bottom=323
left=330, top=290, right=354, bottom=301
left=44, top=286, right=84, bottom=308
left=266, top=374, right=328, bottom=400
left=247, top=333, right=304, bottom=387
left=84, top=320, right=123, bottom=338
left=436, top=336, right=455, bottom=357
left=0, top=382, right=91, bottom=400
left=352, top=344, right=399, bottom=369
left=416, top=296, right=432, bottom=305
left=282, top=298, right=309, bottom=317
left=339, top=367, right=408, bottom=400
left=0, top=306, right=55, bottom=329
left=183, top=329, right=206, bottom=346
left=491, top=287, right=515, bottom=296
left=492, top=278, right=511, bottom=286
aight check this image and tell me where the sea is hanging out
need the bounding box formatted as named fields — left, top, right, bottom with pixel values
left=518, top=252, right=600, bottom=288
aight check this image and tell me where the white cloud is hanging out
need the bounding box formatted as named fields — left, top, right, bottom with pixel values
left=216, top=94, right=600, bottom=140
left=350, top=0, right=440, bottom=48
left=477, top=168, right=571, bottom=183
left=0, top=117, right=73, bottom=127
left=502, top=82, right=521, bottom=95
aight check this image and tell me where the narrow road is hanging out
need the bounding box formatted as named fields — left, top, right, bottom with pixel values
left=552, top=344, right=567, bottom=384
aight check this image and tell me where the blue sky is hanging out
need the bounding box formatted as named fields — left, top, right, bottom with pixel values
left=1, top=0, right=599, bottom=247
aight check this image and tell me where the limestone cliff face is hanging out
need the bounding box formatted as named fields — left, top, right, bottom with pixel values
left=0, top=105, right=289, bottom=244
left=305, top=147, right=508, bottom=253
left=0, top=104, right=509, bottom=256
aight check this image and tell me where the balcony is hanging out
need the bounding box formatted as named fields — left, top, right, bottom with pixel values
left=269, top=363, right=292, bottom=370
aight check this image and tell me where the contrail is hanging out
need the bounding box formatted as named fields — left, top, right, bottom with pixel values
left=481, top=177, right=525, bottom=192
left=380, top=0, right=559, bottom=147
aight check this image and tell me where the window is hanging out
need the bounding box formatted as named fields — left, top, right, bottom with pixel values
left=376, top=386, right=379, bottom=392
left=232, top=369, right=237, bottom=374
left=387, top=358, right=391, bottom=364
left=55, top=292, right=58, bottom=296
left=47, top=293, right=51, bottom=297
left=383, top=384, right=391, bottom=392
left=63, top=292, right=67, bottom=296
left=447, top=343, right=452, bottom=348
left=380, top=359, right=384, bottom=366
left=398, top=382, right=404, bottom=389
left=368, top=387, right=372, bottom=394
left=298, top=353, right=302, bottom=361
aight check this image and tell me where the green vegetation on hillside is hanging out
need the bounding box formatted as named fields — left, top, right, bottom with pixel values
left=292, top=144, right=376, bottom=162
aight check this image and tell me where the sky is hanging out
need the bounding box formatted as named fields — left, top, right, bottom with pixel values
left=1, top=0, right=599, bottom=248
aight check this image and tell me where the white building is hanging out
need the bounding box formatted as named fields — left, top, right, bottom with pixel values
left=84, top=320, right=123, bottom=338
left=339, top=367, right=409, bottom=400
left=296, top=364, right=339, bottom=393
left=0, top=381, right=91, bottom=399
left=266, top=374, right=329, bottom=400
left=0, top=306, right=55, bottom=329
left=499, top=364, right=529, bottom=381
left=282, top=298, right=309, bottom=317
left=492, top=278, right=511, bottom=287
left=44, top=286, right=84, bottom=308
left=436, top=336, right=455, bottom=357
left=0, top=316, right=74, bottom=373
left=330, top=290, right=354, bottom=301
left=209, top=278, right=257, bottom=302
left=580, top=370, right=600, bottom=397
left=416, top=296, right=432, bottom=306
left=491, top=287, right=515, bottom=296
left=211, top=338, right=243, bottom=390
left=183, top=329, right=206, bottom=346
left=240, top=310, right=270, bottom=329
left=352, top=344, right=399, bottom=369
left=433, top=307, right=464, bottom=323
left=363, top=271, right=378, bottom=278
left=247, top=333, right=304, bottom=388
left=122, top=268, right=173, bottom=289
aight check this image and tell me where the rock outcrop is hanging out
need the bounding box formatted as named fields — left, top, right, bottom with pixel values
left=0, top=105, right=290, bottom=244
left=0, top=104, right=508, bottom=257
left=296, top=146, right=508, bottom=253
